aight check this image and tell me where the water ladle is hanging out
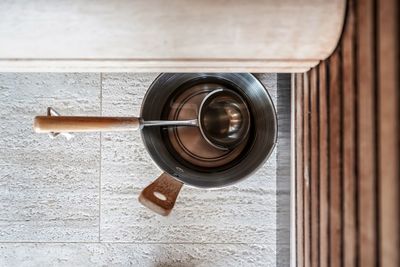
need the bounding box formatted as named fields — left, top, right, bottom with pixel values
left=34, top=89, right=250, bottom=150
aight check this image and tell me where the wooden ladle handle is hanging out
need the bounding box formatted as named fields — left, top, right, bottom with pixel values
left=33, top=116, right=140, bottom=133
left=139, top=173, right=184, bottom=216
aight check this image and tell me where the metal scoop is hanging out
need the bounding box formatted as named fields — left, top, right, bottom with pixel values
left=34, top=89, right=250, bottom=150
left=197, top=89, right=250, bottom=150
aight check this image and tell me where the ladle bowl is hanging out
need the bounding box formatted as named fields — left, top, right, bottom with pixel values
left=199, top=88, right=250, bottom=150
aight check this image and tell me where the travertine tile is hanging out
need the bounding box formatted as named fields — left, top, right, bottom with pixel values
left=100, top=73, right=278, bottom=244
left=0, top=243, right=275, bottom=267
left=0, top=73, right=100, bottom=241
left=276, top=74, right=291, bottom=267
left=0, top=72, right=290, bottom=267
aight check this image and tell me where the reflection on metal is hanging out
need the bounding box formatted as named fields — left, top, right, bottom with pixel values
left=46, top=107, right=74, bottom=140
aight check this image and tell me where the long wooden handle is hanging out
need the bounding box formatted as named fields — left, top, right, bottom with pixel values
left=33, top=116, right=140, bottom=133
left=139, top=173, right=184, bottom=216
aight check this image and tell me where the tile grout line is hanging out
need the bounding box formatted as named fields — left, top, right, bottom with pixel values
left=99, top=72, right=103, bottom=243
left=0, top=241, right=276, bottom=245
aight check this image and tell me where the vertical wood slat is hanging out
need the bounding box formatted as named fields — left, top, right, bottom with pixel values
left=309, top=67, right=319, bottom=267
left=295, top=73, right=304, bottom=267
left=328, top=50, right=342, bottom=267
left=294, top=0, right=400, bottom=266
left=318, top=61, right=329, bottom=267
left=303, top=73, right=311, bottom=267
left=342, top=0, right=357, bottom=265
left=378, top=0, right=400, bottom=266
left=357, top=0, right=378, bottom=266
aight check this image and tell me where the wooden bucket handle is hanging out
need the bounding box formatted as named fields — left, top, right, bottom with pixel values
left=139, top=173, right=184, bottom=216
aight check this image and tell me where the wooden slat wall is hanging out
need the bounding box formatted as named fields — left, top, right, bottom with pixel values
left=309, top=66, right=319, bottom=267
left=378, top=0, right=400, bottom=265
left=342, top=1, right=357, bottom=265
left=318, top=61, right=329, bottom=267
left=294, top=0, right=400, bottom=266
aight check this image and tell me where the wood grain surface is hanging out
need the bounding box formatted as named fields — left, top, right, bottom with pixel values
left=294, top=0, right=400, bottom=265
left=318, top=61, right=329, bottom=267
left=0, top=0, right=345, bottom=72
left=33, top=116, right=141, bottom=133
left=342, top=1, right=357, bottom=265
left=139, top=173, right=184, bottom=216
left=309, top=67, right=319, bottom=267
left=295, top=73, right=304, bottom=267
left=377, top=0, right=400, bottom=266
left=328, top=50, right=342, bottom=267
left=357, top=1, right=378, bottom=266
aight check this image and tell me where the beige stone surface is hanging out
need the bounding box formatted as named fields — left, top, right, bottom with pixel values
left=0, top=73, right=288, bottom=266
left=0, top=73, right=100, bottom=242
left=100, top=73, right=277, bottom=244
left=0, top=0, right=345, bottom=72
left=0, top=243, right=275, bottom=267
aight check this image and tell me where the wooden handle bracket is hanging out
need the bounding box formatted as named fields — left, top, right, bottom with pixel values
left=139, top=173, right=184, bottom=216
left=45, top=107, right=74, bottom=140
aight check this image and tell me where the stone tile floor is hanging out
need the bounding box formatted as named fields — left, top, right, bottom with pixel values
left=0, top=73, right=288, bottom=266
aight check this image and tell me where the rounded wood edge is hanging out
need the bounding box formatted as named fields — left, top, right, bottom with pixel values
left=33, top=116, right=140, bottom=133
left=139, top=173, right=184, bottom=216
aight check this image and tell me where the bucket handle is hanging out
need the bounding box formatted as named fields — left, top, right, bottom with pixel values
left=139, top=173, right=183, bottom=216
